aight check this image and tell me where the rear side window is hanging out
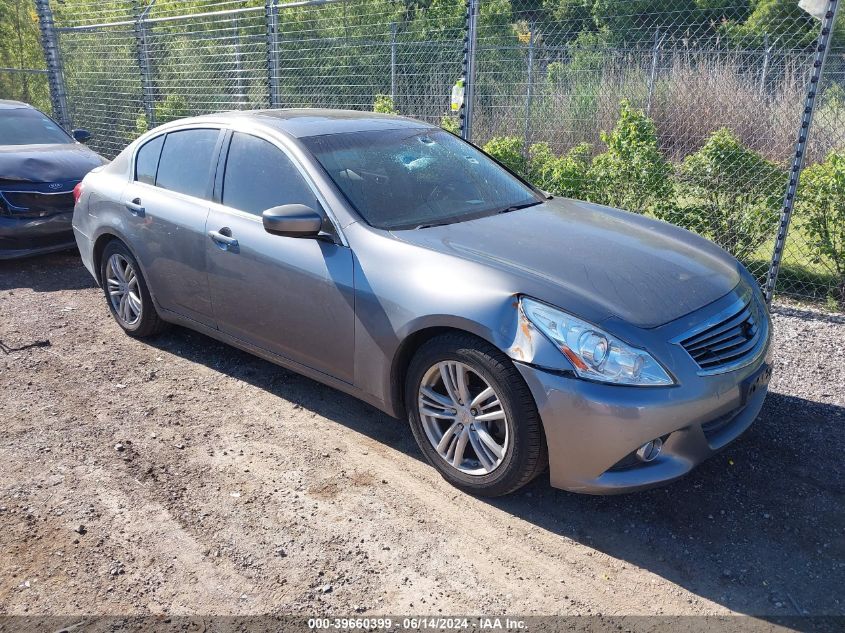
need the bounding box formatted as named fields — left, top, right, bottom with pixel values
left=134, top=135, right=164, bottom=185
left=155, top=129, right=219, bottom=199
left=222, top=132, right=319, bottom=215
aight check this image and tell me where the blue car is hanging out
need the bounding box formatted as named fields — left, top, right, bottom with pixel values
left=0, top=100, right=105, bottom=259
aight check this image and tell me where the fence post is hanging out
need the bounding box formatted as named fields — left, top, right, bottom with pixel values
left=34, top=0, right=70, bottom=129
left=522, top=23, right=535, bottom=158
left=759, top=33, right=771, bottom=95
left=232, top=14, right=245, bottom=107
left=265, top=0, right=281, bottom=108
left=764, top=0, right=841, bottom=304
left=460, top=0, right=479, bottom=141
left=390, top=22, right=397, bottom=101
left=646, top=28, right=661, bottom=115
left=133, top=0, right=156, bottom=129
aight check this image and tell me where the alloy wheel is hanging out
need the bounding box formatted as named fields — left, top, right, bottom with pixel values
left=105, top=253, right=142, bottom=327
left=418, top=361, right=509, bottom=475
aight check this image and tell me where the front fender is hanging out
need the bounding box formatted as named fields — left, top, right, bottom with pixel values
left=347, top=223, right=577, bottom=415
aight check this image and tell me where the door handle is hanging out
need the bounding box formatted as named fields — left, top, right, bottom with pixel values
left=125, top=198, right=145, bottom=216
left=208, top=229, right=239, bottom=251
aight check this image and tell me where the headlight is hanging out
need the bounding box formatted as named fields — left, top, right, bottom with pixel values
left=520, top=297, right=674, bottom=386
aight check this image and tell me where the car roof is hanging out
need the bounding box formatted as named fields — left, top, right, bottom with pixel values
left=157, top=108, right=436, bottom=139
left=0, top=99, right=34, bottom=110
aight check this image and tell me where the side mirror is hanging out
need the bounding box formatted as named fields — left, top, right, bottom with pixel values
left=72, top=129, right=91, bottom=143
left=262, top=204, right=323, bottom=238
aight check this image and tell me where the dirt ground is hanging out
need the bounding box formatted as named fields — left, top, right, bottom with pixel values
left=0, top=251, right=843, bottom=620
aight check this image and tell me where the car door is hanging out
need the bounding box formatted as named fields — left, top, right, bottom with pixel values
left=205, top=131, right=355, bottom=383
left=121, top=128, right=223, bottom=328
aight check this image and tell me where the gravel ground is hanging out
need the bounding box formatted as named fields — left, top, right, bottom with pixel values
left=0, top=251, right=843, bottom=619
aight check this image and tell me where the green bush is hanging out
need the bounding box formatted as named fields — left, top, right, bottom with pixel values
left=588, top=99, right=672, bottom=212
left=799, top=150, right=845, bottom=302
left=674, top=127, right=783, bottom=262
left=373, top=94, right=397, bottom=114
left=525, top=142, right=556, bottom=189
left=545, top=61, right=566, bottom=87
left=440, top=114, right=460, bottom=135
left=482, top=135, right=526, bottom=174
left=480, top=137, right=591, bottom=199
left=527, top=142, right=591, bottom=199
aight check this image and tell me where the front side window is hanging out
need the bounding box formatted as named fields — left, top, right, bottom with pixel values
left=301, top=128, right=541, bottom=230
left=0, top=107, right=73, bottom=146
left=222, top=132, right=319, bottom=215
left=134, top=134, right=164, bottom=185
left=155, top=129, right=219, bottom=199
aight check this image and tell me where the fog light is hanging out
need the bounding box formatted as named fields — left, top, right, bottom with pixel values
left=636, top=438, right=663, bottom=462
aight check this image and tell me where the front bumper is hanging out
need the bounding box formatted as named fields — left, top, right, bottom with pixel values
left=515, top=282, right=773, bottom=494
left=517, top=358, right=770, bottom=494
left=0, top=212, right=76, bottom=259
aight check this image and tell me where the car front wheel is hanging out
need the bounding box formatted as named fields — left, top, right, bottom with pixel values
left=405, top=333, right=547, bottom=497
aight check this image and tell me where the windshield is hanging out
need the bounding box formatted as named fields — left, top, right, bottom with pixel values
left=301, top=128, right=542, bottom=230
left=0, top=108, right=73, bottom=146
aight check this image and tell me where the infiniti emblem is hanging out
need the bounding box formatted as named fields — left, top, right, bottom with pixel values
left=48, top=183, right=63, bottom=190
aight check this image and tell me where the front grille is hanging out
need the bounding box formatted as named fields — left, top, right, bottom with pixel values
left=679, top=296, right=765, bottom=372
left=0, top=190, right=75, bottom=217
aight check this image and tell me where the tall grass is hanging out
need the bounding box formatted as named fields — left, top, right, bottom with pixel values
left=474, top=48, right=845, bottom=168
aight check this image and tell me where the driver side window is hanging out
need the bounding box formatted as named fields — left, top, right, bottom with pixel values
left=222, top=132, right=319, bottom=216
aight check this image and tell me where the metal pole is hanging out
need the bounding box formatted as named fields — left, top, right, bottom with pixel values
left=523, top=23, right=535, bottom=158
left=646, top=28, right=661, bottom=115
left=760, top=33, right=771, bottom=95
left=460, top=0, right=479, bottom=141
left=764, top=0, right=840, bottom=303
left=34, top=0, right=70, bottom=129
left=265, top=0, right=281, bottom=108
left=232, top=14, right=245, bottom=107
left=134, top=0, right=157, bottom=129
left=390, top=22, right=397, bottom=101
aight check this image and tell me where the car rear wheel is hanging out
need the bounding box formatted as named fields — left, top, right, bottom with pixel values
left=405, top=333, right=547, bottom=497
left=100, top=240, right=167, bottom=338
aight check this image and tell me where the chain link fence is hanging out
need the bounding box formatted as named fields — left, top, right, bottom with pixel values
left=49, top=0, right=464, bottom=157
left=28, top=0, right=845, bottom=307
left=0, top=68, right=51, bottom=112
left=474, top=1, right=844, bottom=307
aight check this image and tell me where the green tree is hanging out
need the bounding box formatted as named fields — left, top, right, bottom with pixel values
left=718, top=0, right=837, bottom=49
left=0, top=0, right=48, bottom=109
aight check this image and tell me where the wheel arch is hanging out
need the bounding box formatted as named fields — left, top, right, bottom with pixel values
left=91, top=229, right=147, bottom=284
left=91, top=232, right=119, bottom=285
left=90, top=230, right=161, bottom=311
left=389, top=324, right=500, bottom=419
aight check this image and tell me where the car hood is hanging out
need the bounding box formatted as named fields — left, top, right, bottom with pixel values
left=0, top=143, right=106, bottom=183
left=391, top=198, right=743, bottom=328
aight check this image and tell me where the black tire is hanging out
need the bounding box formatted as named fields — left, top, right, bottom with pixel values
left=405, top=333, right=547, bottom=497
left=99, top=240, right=168, bottom=338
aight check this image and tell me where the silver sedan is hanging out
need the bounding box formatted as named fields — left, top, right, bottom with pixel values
left=72, top=110, right=773, bottom=496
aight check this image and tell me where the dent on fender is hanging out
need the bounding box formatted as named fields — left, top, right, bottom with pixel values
left=501, top=297, right=575, bottom=373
